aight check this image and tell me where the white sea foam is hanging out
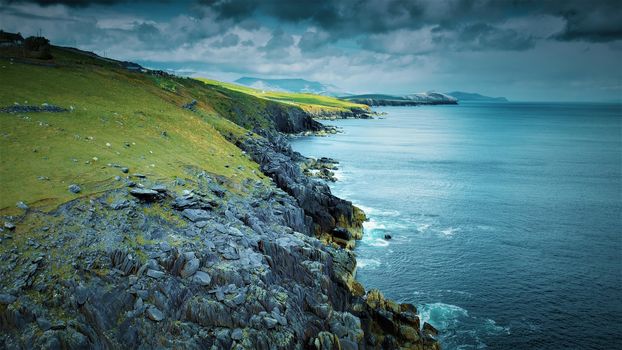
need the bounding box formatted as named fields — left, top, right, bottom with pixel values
left=368, top=238, right=390, bottom=247
left=416, top=223, right=431, bottom=232
left=419, top=302, right=511, bottom=349
left=357, top=258, right=381, bottom=269
left=355, top=204, right=400, bottom=217
left=439, top=289, right=473, bottom=297
left=354, top=203, right=374, bottom=214
left=332, top=169, right=345, bottom=181
left=440, top=227, right=460, bottom=236
left=363, top=218, right=386, bottom=233
left=418, top=302, right=469, bottom=330
left=483, top=319, right=511, bottom=335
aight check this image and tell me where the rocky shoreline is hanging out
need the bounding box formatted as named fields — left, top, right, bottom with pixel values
left=307, top=107, right=374, bottom=120
left=0, top=99, right=439, bottom=350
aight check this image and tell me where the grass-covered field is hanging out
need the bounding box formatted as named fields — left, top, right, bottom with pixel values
left=0, top=47, right=272, bottom=212
left=197, top=78, right=368, bottom=114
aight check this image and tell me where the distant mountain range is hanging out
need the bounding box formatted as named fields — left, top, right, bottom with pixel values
left=445, top=91, right=508, bottom=102
left=234, top=77, right=508, bottom=105
left=234, top=77, right=348, bottom=96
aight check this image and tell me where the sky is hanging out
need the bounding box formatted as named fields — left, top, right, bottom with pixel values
left=1, top=0, right=621, bottom=101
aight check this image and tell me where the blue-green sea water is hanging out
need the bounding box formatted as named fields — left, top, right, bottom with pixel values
left=290, top=103, right=622, bottom=349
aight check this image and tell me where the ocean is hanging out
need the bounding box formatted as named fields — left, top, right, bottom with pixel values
left=290, top=102, right=622, bottom=349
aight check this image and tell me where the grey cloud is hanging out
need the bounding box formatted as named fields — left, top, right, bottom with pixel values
left=212, top=32, right=239, bottom=48
left=453, top=23, right=535, bottom=51
left=259, top=28, right=293, bottom=58
left=298, top=30, right=330, bottom=53
left=134, top=22, right=160, bottom=43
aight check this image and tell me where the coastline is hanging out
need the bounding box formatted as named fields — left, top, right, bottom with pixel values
left=0, top=106, right=440, bottom=349
left=240, top=127, right=442, bottom=349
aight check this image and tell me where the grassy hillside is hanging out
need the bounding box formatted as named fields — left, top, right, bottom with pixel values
left=0, top=47, right=294, bottom=212
left=197, top=78, right=369, bottom=115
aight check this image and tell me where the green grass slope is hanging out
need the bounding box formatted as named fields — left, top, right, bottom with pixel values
left=197, top=78, right=369, bottom=115
left=0, top=47, right=278, bottom=212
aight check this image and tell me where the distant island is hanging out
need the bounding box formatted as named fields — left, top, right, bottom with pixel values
left=445, top=91, right=508, bottom=102
left=341, top=92, right=458, bottom=106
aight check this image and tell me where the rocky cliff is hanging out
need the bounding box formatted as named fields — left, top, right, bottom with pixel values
left=0, top=130, right=441, bottom=350
left=0, top=46, right=440, bottom=349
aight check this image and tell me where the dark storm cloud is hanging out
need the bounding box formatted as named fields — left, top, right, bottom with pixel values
left=200, top=0, right=622, bottom=44
left=5, top=0, right=127, bottom=6
left=554, top=4, right=622, bottom=42
left=3, top=0, right=161, bottom=6
left=453, top=23, right=535, bottom=51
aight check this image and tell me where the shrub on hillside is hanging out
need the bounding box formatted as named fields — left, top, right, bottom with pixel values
left=24, top=36, right=52, bottom=59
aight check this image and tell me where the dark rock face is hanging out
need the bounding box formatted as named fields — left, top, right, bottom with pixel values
left=240, top=131, right=364, bottom=242
left=265, top=103, right=324, bottom=134
left=308, top=107, right=373, bottom=120
left=302, top=157, right=340, bottom=182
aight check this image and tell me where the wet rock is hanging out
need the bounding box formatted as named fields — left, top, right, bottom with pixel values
left=146, top=306, right=164, bottom=322
left=0, top=293, right=17, bottom=304
left=180, top=257, right=200, bottom=278
left=384, top=234, right=392, bottom=240
left=146, top=269, right=165, bottom=279
left=193, top=271, right=211, bottom=286
left=219, top=244, right=240, bottom=260
left=129, top=188, right=160, bottom=201
left=110, top=249, right=141, bottom=275
left=160, top=241, right=171, bottom=252
left=400, top=325, right=420, bottom=342
left=51, top=321, right=66, bottom=330
left=231, top=328, right=243, bottom=341
left=423, top=322, right=438, bottom=337
left=68, top=184, right=81, bottom=193
left=263, top=317, right=278, bottom=329
left=36, top=317, right=52, bottom=331
left=332, top=227, right=351, bottom=241
left=312, top=332, right=340, bottom=350
left=172, top=195, right=196, bottom=209
left=182, top=209, right=210, bottom=222
left=182, top=99, right=197, bottom=111
left=233, top=292, right=246, bottom=305
left=151, top=184, right=167, bottom=193
left=75, top=285, right=89, bottom=305
left=110, top=199, right=130, bottom=210
left=215, top=328, right=231, bottom=347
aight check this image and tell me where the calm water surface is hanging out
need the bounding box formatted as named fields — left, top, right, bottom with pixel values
left=290, top=103, right=622, bottom=349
